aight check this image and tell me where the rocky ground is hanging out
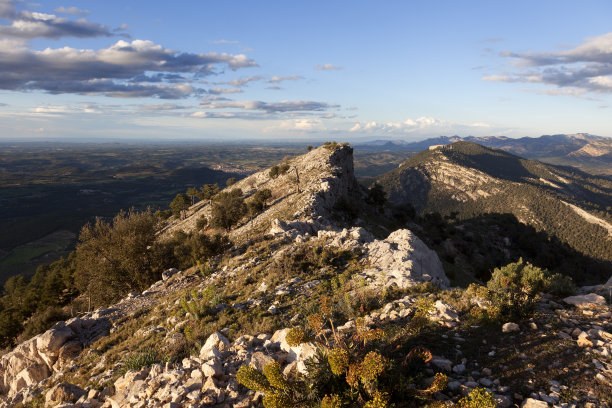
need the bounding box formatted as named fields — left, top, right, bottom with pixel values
left=1, top=144, right=610, bottom=408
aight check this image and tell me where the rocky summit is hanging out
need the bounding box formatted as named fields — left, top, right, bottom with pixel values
left=0, top=142, right=611, bottom=408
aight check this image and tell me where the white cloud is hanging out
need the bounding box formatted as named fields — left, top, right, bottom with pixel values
left=208, top=87, right=243, bottom=95
left=268, top=75, right=303, bottom=83
left=223, top=75, right=264, bottom=86
left=263, top=118, right=326, bottom=133
left=0, top=1, right=113, bottom=39
left=0, top=39, right=257, bottom=97
left=314, top=63, right=342, bottom=71
left=54, top=6, right=90, bottom=16
left=486, top=32, right=612, bottom=94
left=198, top=100, right=330, bottom=113
left=350, top=117, right=447, bottom=133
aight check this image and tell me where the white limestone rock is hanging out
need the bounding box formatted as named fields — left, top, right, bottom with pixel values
left=200, top=332, right=231, bottom=358
left=360, top=229, right=449, bottom=289
left=563, top=293, right=606, bottom=309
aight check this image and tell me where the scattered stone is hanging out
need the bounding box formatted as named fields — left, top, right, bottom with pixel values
left=522, top=398, right=549, bottom=408
left=452, top=364, right=466, bottom=374
left=200, top=332, right=231, bottom=358
left=502, top=322, right=520, bottom=333
left=577, top=332, right=593, bottom=348
left=563, top=294, right=606, bottom=309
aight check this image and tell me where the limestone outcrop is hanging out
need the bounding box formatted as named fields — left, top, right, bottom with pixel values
left=0, top=315, right=111, bottom=399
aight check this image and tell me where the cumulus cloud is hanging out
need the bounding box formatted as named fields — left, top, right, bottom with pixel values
left=349, top=117, right=447, bottom=133
left=54, top=6, right=90, bottom=16
left=314, top=63, right=342, bottom=71
left=268, top=75, right=303, bottom=83
left=138, top=103, right=190, bottom=111
left=263, top=118, right=326, bottom=133
left=0, top=39, right=257, bottom=98
left=29, top=103, right=103, bottom=115
left=348, top=117, right=511, bottom=137
left=208, top=87, right=243, bottom=95
left=223, top=75, right=264, bottom=86
left=198, top=100, right=330, bottom=113
left=0, top=1, right=114, bottom=39
left=486, top=32, right=612, bottom=94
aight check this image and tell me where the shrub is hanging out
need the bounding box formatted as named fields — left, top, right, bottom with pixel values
left=121, top=350, right=159, bottom=374
left=457, top=387, right=496, bottom=408
left=547, top=273, right=577, bottom=296
left=278, top=163, right=290, bottom=175
left=485, top=259, right=577, bottom=320
left=180, top=287, right=216, bottom=319
left=238, top=296, right=445, bottom=408
left=269, top=165, right=280, bottom=179
left=196, top=216, right=208, bottom=230
left=366, top=183, right=387, bottom=208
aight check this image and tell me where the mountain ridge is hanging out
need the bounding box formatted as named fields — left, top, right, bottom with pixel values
left=376, top=141, right=612, bottom=277
left=358, top=134, right=612, bottom=176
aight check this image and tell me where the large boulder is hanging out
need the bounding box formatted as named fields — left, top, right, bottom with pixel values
left=45, top=383, right=86, bottom=405
left=360, top=229, right=449, bottom=289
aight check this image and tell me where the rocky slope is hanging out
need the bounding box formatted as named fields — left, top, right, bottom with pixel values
left=1, top=142, right=611, bottom=408
left=161, top=143, right=360, bottom=242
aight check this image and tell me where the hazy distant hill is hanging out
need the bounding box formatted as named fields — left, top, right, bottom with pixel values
left=376, top=142, right=612, bottom=270
left=360, top=134, right=612, bottom=175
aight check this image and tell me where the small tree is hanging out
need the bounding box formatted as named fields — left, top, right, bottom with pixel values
left=186, top=187, right=199, bottom=205
left=226, top=177, right=237, bottom=187
left=198, top=183, right=220, bottom=204
left=247, top=189, right=272, bottom=216
left=210, top=189, right=247, bottom=231
left=170, top=193, right=191, bottom=219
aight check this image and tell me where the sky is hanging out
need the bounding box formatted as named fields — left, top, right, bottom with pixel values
left=1, top=0, right=612, bottom=142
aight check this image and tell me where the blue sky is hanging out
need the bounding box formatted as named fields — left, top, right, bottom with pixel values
left=1, top=0, right=612, bottom=141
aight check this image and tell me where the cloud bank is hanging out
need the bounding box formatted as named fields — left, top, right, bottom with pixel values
left=0, top=39, right=257, bottom=98
left=485, top=32, right=612, bottom=94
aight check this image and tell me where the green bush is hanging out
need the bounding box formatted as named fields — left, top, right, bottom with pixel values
left=180, top=287, right=217, bottom=320
left=457, top=387, right=496, bottom=408
left=485, top=259, right=577, bottom=320
left=547, top=273, right=577, bottom=296
left=269, top=165, right=280, bottom=179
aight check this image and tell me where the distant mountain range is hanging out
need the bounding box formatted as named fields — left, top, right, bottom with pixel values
left=375, top=141, right=612, bottom=281
left=359, top=134, right=612, bottom=176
